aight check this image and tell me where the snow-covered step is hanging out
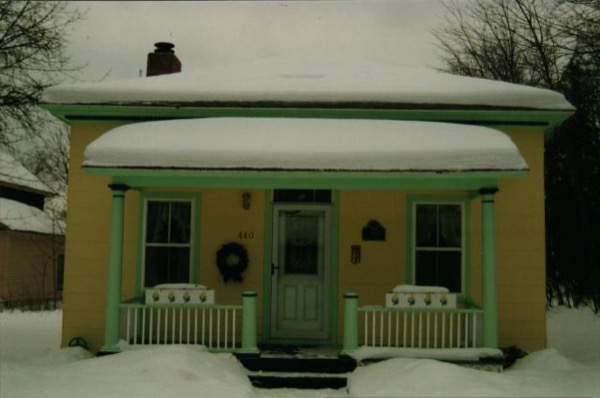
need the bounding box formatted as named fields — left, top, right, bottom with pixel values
left=235, top=351, right=357, bottom=389
left=246, top=370, right=350, bottom=389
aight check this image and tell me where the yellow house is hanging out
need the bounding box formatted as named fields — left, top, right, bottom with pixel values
left=42, top=44, right=573, bottom=360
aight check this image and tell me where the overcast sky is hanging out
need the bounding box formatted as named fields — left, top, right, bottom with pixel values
left=65, top=0, right=450, bottom=83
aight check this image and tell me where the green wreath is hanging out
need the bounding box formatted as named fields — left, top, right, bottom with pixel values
left=216, top=242, right=248, bottom=283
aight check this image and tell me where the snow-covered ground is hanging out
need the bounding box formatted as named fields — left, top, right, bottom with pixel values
left=1, top=306, right=599, bottom=397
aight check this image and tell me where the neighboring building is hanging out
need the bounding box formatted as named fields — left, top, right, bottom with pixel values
left=0, top=151, right=64, bottom=307
left=42, top=44, right=573, bottom=357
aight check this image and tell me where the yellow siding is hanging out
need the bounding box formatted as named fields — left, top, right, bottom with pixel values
left=199, top=189, right=266, bottom=337
left=496, top=128, right=547, bottom=351
left=61, top=123, right=116, bottom=350
left=337, top=191, right=406, bottom=322
left=63, top=122, right=547, bottom=353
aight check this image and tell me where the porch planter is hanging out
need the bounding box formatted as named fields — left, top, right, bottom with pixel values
left=385, top=285, right=456, bottom=309
left=145, top=284, right=215, bottom=304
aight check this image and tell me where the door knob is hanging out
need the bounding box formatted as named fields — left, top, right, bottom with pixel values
left=271, top=263, right=280, bottom=275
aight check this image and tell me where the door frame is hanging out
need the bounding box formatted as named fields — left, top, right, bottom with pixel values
left=262, top=190, right=339, bottom=345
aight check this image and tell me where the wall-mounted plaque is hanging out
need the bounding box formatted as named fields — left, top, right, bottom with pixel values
left=362, top=220, right=386, bottom=241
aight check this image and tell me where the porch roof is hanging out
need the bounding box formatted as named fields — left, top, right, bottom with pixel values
left=83, top=118, right=528, bottom=174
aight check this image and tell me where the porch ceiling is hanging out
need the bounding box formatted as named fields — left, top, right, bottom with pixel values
left=84, top=118, right=528, bottom=181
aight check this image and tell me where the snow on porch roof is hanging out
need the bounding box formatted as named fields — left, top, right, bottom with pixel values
left=43, top=56, right=573, bottom=110
left=83, top=118, right=528, bottom=173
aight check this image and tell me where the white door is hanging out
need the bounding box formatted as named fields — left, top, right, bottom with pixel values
left=271, top=205, right=331, bottom=340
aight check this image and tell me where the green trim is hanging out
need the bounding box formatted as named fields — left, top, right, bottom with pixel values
left=330, top=190, right=340, bottom=346
left=102, top=185, right=128, bottom=352
left=480, top=190, right=499, bottom=348
left=406, top=195, right=472, bottom=298
left=342, top=292, right=359, bottom=354
left=41, top=103, right=573, bottom=129
left=261, top=189, right=273, bottom=344
left=92, top=169, right=516, bottom=191
left=135, top=192, right=144, bottom=295
left=241, top=291, right=259, bottom=353
left=135, top=190, right=201, bottom=295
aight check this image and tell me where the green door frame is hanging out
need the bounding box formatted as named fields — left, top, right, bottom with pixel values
left=261, top=191, right=340, bottom=346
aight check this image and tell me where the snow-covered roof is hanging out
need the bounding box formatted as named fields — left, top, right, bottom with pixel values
left=43, top=56, right=573, bottom=110
left=84, top=118, right=528, bottom=173
left=0, top=198, right=62, bottom=235
left=0, top=151, right=53, bottom=195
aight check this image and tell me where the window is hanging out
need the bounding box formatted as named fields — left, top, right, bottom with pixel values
left=143, top=200, right=192, bottom=287
left=274, top=189, right=331, bottom=203
left=413, top=202, right=464, bottom=293
left=56, top=253, right=64, bottom=291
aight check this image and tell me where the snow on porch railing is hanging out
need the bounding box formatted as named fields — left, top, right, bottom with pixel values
left=119, top=292, right=258, bottom=353
left=357, top=305, right=483, bottom=349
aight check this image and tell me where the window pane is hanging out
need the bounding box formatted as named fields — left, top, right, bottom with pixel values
left=416, top=205, right=437, bottom=246
left=415, top=250, right=462, bottom=292
left=274, top=189, right=332, bottom=203
left=415, top=251, right=437, bottom=286
left=146, top=202, right=169, bottom=243
left=437, top=251, right=462, bottom=292
left=145, top=247, right=190, bottom=287
left=170, top=202, right=191, bottom=244
left=438, top=205, right=461, bottom=248
left=56, top=254, right=65, bottom=291
left=282, top=212, right=320, bottom=275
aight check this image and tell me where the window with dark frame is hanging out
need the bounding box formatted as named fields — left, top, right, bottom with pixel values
left=414, top=203, right=463, bottom=293
left=273, top=189, right=331, bottom=204
left=56, top=253, right=64, bottom=291
left=144, top=200, right=192, bottom=287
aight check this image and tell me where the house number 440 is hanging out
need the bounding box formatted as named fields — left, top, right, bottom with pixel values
left=238, top=231, right=255, bottom=240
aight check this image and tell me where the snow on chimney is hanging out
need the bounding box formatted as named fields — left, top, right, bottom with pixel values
left=146, top=42, right=181, bottom=77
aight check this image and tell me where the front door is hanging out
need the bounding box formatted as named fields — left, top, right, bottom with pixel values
left=271, top=205, right=331, bottom=340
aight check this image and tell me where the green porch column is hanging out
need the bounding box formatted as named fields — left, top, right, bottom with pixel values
left=480, top=188, right=499, bottom=348
left=342, top=292, right=359, bottom=354
left=101, top=184, right=129, bottom=353
left=240, top=291, right=259, bottom=354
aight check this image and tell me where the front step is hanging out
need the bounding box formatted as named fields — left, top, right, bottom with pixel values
left=247, top=372, right=349, bottom=389
left=236, top=352, right=357, bottom=389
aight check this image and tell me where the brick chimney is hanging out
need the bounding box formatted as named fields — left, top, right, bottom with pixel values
left=146, top=42, right=181, bottom=77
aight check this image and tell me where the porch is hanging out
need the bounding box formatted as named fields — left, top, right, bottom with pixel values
left=119, top=291, right=490, bottom=354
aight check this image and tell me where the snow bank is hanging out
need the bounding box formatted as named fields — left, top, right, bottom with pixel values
left=43, top=55, right=573, bottom=110
left=2, top=308, right=600, bottom=398
left=2, top=345, right=254, bottom=398
left=348, top=350, right=600, bottom=397
left=0, top=310, right=62, bottom=362
left=83, top=118, right=528, bottom=172
left=548, top=305, right=600, bottom=366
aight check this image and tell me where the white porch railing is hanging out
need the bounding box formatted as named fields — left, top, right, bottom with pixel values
left=119, top=300, right=243, bottom=352
left=357, top=305, right=483, bottom=349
